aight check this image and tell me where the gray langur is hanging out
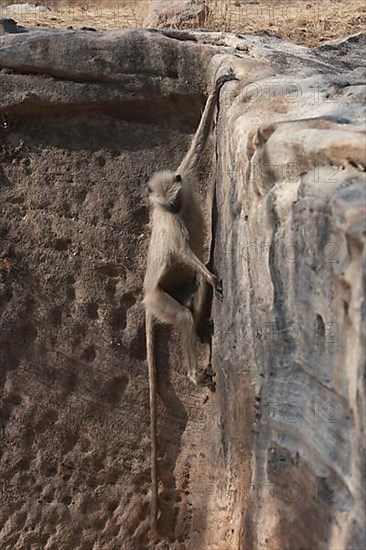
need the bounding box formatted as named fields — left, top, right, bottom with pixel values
left=143, top=71, right=237, bottom=536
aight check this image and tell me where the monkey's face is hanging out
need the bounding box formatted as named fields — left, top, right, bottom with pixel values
left=147, top=170, right=183, bottom=214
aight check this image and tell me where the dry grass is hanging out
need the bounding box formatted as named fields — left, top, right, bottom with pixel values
left=0, top=1, right=150, bottom=31
left=0, top=1, right=365, bottom=47
left=208, top=1, right=366, bottom=46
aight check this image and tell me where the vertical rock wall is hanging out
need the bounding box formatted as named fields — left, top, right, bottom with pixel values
left=212, top=32, right=365, bottom=550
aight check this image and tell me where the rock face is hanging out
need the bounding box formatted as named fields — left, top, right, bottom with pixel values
left=212, top=32, right=366, bottom=550
left=4, top=3, right=50, bottom=14
left=0, top=24, right=365, bottom=550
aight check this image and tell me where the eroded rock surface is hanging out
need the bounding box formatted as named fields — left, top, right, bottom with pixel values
left=212, top=31, right=366, bottom=550
left=0, top=24, right=365, bottom=550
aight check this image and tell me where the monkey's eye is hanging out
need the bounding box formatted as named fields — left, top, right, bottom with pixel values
left=147, top=185, right=152, bottom=193
left=169, top=194, right=182, bottom=214
left=175, top=174, right=182, bottom=183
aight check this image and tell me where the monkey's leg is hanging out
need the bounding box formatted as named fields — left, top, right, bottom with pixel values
left=191, top=276, right=213, bottom=343
left=146, top=289, right=198, bottom=384
left=179, top=248, right=223, bottom=301
left=189, top=279, right=217, bottom=391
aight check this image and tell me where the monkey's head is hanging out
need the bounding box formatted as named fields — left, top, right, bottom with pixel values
left=147, top=170, right=184, bottom=214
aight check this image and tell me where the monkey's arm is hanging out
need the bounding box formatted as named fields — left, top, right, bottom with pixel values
left=177, top=71, right=238, bottom=180
left=177, top=91, right=218, bottom=180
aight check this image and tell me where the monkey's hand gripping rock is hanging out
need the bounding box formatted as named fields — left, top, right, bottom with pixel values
left=215, top=68, right=239, bottom=91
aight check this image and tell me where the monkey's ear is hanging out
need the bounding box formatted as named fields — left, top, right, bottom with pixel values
left=175, top=174, right=182, bottom=183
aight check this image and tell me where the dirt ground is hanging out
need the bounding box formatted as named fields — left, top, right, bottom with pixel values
left=1, top=0, right=365, bottom=46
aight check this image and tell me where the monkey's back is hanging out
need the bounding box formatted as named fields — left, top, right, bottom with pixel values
left=144, top=204, right=203, bottom=303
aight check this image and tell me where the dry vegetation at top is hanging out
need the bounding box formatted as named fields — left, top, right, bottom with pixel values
left=0, top=1, right=365, bottom=46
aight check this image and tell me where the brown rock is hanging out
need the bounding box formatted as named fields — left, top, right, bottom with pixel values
left=144, top=0, right=209, bottom=29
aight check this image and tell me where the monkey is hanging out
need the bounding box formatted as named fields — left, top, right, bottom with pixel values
left=143, top=70, right=238, bottom=536
left=144, top=72, right=237, bottom=383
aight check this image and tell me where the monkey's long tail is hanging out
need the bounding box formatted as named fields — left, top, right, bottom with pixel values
left=146, top=313, right=158, bottom=536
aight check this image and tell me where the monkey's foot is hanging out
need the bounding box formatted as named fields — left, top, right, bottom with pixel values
left=198, top=364, right=216, bottom=392
left=214, top=279, right=224, bottom=302
left=197, top=319, right=214, bottom=343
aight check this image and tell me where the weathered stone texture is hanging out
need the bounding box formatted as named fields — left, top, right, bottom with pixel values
left=144, top=0, right=209, bottom=30
left=0, top=23, right=365, bottom=550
